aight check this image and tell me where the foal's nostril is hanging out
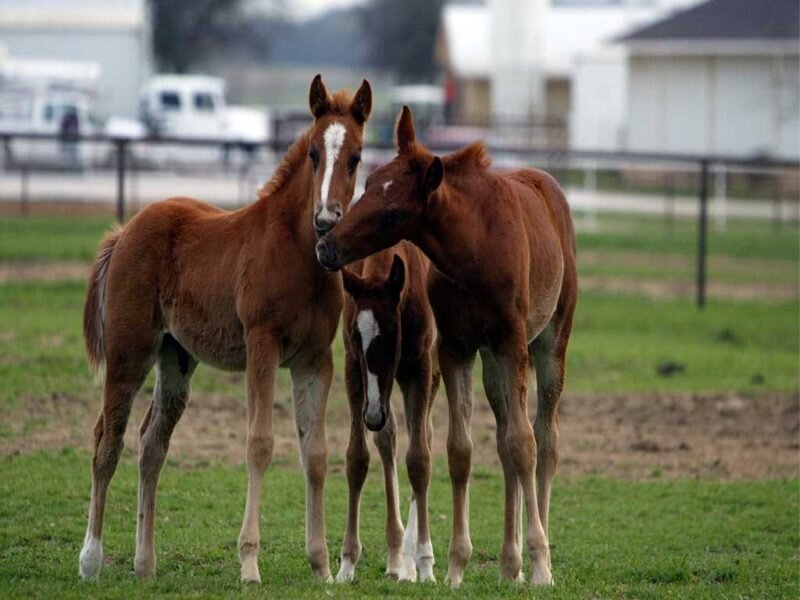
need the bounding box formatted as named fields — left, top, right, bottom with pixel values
left=314, top=216, right=334, bottom=236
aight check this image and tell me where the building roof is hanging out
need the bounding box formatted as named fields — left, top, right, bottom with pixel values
left=620, top=0, right=799, bottom=41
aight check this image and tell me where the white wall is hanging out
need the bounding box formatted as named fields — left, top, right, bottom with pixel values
left=489, top=0, right=548, bottom=122
left=626, top=53, right=799, bottom=159
left=570, top=48, right=628, bottom=151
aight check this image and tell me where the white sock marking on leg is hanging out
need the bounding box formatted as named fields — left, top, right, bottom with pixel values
left=79, top=531, right=103, bottom=580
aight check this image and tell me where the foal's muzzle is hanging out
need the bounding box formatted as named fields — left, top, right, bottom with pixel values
left=313, top=215, right=336, bottom=239
left=364, top=406, right=387, bottom=432
left=315, top=237, right=342, bottom=271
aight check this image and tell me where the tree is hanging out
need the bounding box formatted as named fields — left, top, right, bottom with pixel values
left=148, top=0, right=259, bottom=72
left=360, top=0, right=445, bottom=81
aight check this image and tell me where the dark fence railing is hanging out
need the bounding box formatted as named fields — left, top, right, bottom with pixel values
left=1, top=130, right=798, bottom=309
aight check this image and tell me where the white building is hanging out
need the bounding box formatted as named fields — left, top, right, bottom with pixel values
left=438, top=0, right=702, bottom=127
left=0, top=0, right=152, bottom=118
left=620, top=0, right=799, bottom=159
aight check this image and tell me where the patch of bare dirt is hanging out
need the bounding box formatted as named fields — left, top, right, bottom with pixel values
left=5, top=256, right=797, bottom=301
left=580, top=275, right=799, bottom=301
left=3, top=386, right=797, bottom=482
left=580, top=249, right=798, bottom=277
left=0, top=261, right=89, bottom=283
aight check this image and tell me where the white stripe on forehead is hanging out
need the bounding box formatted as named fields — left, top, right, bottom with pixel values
left=320, top=122, right=346, bottom=211
left=356, top=309, right=379, bottom=353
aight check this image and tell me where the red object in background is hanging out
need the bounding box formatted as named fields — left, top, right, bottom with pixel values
left=443, top=75, right=457, bottom=124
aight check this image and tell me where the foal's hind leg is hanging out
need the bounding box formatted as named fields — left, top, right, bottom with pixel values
left=337, top=353, right=370, bottom=583
left=134, top=335, right=197, bottom=578
left=373, top=409, right=405, bottom=578
left=530, top=319, right=571, bottom=541
left=480, top=349, right=524, bottom=582
left=501, top=331, right=552, bottom=586
left=79, top=334, right=157, bottom=580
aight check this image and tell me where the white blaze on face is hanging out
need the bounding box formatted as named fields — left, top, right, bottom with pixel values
left=382, top=180, right=393, bottom=194
left=356, top=309, right=381, bottom=419
left=319, top=122, right=346, bottom=219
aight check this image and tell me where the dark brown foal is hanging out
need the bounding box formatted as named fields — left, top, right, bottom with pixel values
left=336, top=244, right=439, bottom=583
left=317, top=106, right=577, bottom=587
left=79, top=75, right=372, bottom=584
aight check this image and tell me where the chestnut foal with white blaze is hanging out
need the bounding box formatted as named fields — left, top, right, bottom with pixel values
left=337, top=245, right=439, bottom=583
left=78, top=75, right=372, bottom=583
left=317, top=107, right=577, bottom=587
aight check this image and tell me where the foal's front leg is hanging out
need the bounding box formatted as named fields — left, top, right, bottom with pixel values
left=337, top=353, right=370, bottom=582
left=398, top=355, right=436, bottom=583
left=238, top=329, right=279, bottom=583
left=291, top=351, right=334, bottom=582
left=439, top=345, right=476, bottom=589
left=373, top=410, right=405, bottom=578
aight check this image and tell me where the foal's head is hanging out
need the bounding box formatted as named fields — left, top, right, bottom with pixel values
left=306, top=74, right=372, bottom=238
left=316, top=106, right=442, bottom=270
left=342, top=255, right=406, bottom=431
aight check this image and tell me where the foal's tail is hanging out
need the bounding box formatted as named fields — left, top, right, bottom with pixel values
left=83, top=224, right=123, bottom=372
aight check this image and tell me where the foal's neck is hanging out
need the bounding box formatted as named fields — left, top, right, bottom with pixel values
left=415, top=184, right=486, bottom=287
left=253, top=140, right=316, bottom=250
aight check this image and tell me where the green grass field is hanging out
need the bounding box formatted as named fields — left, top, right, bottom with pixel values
left=1, top=450, right=797, bottom=598
left=0, top=213, right=798, bottom=598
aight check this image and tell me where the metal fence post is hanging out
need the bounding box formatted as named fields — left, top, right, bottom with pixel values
left=697, top=159, right=709, bottom=309
left=115, top=139, right=126, bottom=223
left=583, top=160, right=597, bottom=229
left=20, top=164, right=29, bottom=216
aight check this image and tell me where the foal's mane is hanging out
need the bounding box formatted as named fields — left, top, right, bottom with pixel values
left=258, top=132, right=310, bottom=199
left=442, top=141, right=492, bottom=174
left=258, top=90, right=355, bottom=200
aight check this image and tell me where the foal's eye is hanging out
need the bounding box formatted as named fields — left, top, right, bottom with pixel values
left=347, top=153, right=361, bottom=174
left=309, top=146, right=320, bottom=170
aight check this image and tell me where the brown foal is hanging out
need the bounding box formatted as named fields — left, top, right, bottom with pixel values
left=78, top=75, right=372, bottom=584
left=336, top=244, right=439, bottom=583
left=317, top=106, right=577, bottom=587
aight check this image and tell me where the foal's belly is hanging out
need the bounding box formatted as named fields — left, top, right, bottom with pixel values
left=165, top=306, right=247, bottom=372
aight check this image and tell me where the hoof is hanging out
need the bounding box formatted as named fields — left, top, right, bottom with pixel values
left=398, top=565, right=417, bottom=582
left=336, top=558, right=356, bottom=583
left=419, top=570, right=437, bottom=584
left=445, top=571, right=464, bottom=589
left=78, top=536, right=103, bottom=581
left=531, top=565, right=554, bottom=586
left=240, top=558, right=261, bottom=584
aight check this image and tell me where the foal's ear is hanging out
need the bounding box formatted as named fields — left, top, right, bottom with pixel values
left=309, top=74, right=330, bottom=118
left=386, top=255, right=406, bottom=301
left=396, top=105, right=416, bottom=154
left=341, top=268, right=367, bottom=298
left=350, top=79, right=372, bottom=125
left=424, top=156, right=444, bottom=193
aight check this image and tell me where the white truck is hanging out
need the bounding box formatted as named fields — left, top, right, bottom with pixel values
left=138, top=75, right=269, bottom=147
